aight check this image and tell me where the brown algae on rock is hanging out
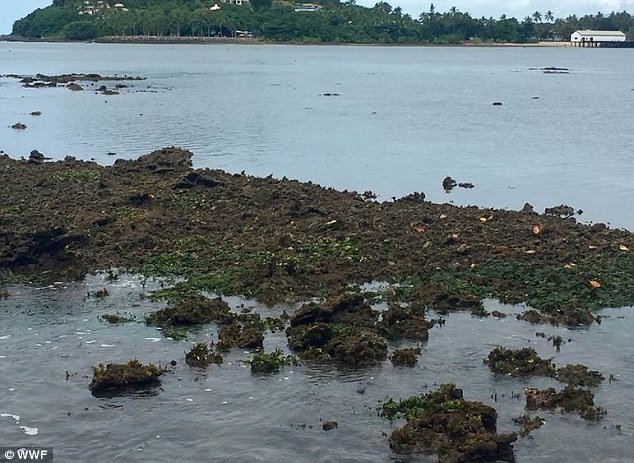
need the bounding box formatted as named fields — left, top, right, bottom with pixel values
left=185, top=342, right=223, bottom=368
left=286, top=293, right=387, bottom=367
left=485, top=347, right=555, bottom=377
left=249, top=349, right=296, bottom=374
left=89, top=359, right=165, bottom=395
left=518, top=308, right=597, bottom=326
left=512, top=413, right=545, bottom=437
left=555, top=364, right=604, bottom=388
left=525, top=386, right=606, bottom=420
left=390, top=347, right=421, bottom=367
left=378, top=303, right=431, bottom=341
left=101, top=313, right=135, bottom=324
left=146, top=295, right=233, bottom=327
left=218, top=321, right=264, bottom=351
left=0, top=146, right=631, bottom=317
left=380, top=384, right=517, bottom=462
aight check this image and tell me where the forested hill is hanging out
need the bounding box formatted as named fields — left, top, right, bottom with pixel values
left=10, top=0, right=634, bottom=44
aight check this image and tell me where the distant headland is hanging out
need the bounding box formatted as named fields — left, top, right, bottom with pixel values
left=5, top=0, right=634, bottom=46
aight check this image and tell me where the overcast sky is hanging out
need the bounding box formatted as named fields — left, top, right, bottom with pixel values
left=2, top=0, right=634, bottom=35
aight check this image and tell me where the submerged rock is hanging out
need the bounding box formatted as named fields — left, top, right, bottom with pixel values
left=512, top=413, right=545, bottom=437
left=11, top=123, right=26, bottom=130
left=381, top=384, right=517, bottom=462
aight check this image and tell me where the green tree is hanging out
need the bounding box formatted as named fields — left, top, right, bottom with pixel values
left=62, top=21, right=99, bottom=40
left=251, top=0, right=273, bottom=12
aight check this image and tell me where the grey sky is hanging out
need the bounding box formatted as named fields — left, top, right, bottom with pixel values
left=2, top=0, right=634, bottom=35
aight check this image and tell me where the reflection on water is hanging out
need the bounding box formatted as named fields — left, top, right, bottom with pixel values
left=0, top=273, right=633, bottom=462
left=1, top=42, right=633, bottom=229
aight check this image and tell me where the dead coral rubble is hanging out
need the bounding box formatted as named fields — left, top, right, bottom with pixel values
left=525, top=386, right=606, bottom=421
left=0, top=147, right=631, bottom=315
left=250, top=349, right=295, bottom=374
left=217, top=321, right=264, bottom=351
left=101, top=313, right=134, bottom=324
left=485, top=347, right=555, bottom=377
left=286, top=293, right=388, bottom=367
left=518, top=308, right=598, bottom=327
left=555, top=364, right=604, bottom=388
left=185, top=342, right=223, bottom=368
left=146, top=295, right=234, bottom=327
left=390, top=347, right=421, bottom=367
left=380, top=384, right=517, bottom=463
left=89, top=359, right=165, bottom=395
left=512, top=414, right=545, bottom=437
left=378, top=303, right=431, bottom=341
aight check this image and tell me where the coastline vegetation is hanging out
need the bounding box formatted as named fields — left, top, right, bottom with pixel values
left=10, top=0, right=634, bottom=44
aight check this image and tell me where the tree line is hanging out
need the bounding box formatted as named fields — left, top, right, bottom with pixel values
left=11, top=0, right=634, bottom=44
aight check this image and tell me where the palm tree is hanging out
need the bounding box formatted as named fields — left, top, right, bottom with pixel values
left=532, top=11, right=542, bottom=23
left=545, top=10, right=554, bottom=22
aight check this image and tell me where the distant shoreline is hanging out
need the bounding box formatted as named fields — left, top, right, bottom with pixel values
left=0, top=34, right=570, bottom=47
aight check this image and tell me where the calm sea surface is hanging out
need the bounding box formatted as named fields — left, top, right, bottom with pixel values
left=1, top=42, right=633, bottom=462
left=1, top=275, right=634, bottom=462
left=1, top=42, right=633, bottom=228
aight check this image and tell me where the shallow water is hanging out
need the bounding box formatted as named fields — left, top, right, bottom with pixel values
left=1, top=274, right=633, bottom=462
left=1, top=42, right=633, bottom=229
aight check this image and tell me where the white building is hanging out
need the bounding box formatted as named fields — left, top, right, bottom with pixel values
left=570, top=30, right=626, bottom=43
left=294, top=3, right=321, bottom=12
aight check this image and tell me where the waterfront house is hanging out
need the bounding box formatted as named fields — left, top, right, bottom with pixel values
left=570, top=30, right=626, bottom=43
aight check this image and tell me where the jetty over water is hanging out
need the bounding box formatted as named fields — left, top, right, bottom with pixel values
left=572, top=40, right=634, bottom=47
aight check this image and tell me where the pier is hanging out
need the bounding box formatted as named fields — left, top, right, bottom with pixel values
left=572, top=39, right=634, bottom=47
